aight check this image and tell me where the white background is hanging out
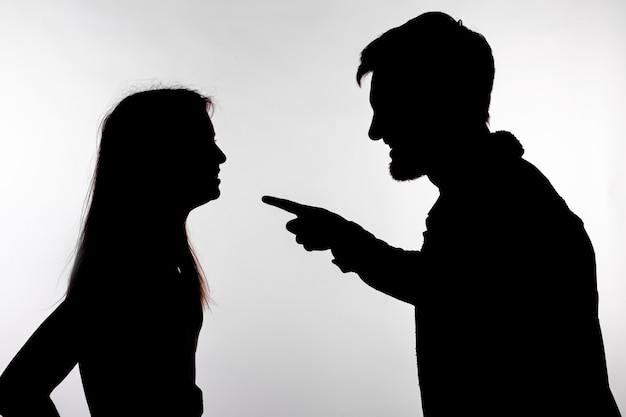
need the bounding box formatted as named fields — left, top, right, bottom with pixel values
left=0, top=1, right=624, bottom=416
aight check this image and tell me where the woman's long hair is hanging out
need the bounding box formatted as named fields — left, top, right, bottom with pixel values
left=66, top=87, right=212, bottom=307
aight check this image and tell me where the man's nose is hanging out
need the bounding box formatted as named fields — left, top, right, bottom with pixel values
left=368, top=115, right=383, bottom=141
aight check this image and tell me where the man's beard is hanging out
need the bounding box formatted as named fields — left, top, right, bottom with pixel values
left=389, top=153, right=427, bottom=181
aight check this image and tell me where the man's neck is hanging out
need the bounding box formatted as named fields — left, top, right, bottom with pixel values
left=426, top=124, right=491, bottom=191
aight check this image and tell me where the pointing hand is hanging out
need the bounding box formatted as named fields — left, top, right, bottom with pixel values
left=262, top=196, right=415, bottom=303
left=262, top=195, right=351, bottom=252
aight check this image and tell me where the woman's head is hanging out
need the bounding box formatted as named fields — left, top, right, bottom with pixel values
left=68, top=87, right=224, bottom=305
left=94, top=87, right=226, bottom=219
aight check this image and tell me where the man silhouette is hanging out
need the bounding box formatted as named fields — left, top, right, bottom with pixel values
left=263, top=12, right=621, bottom=416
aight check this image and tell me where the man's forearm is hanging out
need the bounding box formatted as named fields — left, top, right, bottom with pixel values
left=332, top=223, right=420, bottom=305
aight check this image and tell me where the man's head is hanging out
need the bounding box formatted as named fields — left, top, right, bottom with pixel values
left=357, top=12, right=495, bottom=180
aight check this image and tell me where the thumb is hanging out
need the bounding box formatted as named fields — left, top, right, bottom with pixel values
left=331, top=258, right=353, bottom=274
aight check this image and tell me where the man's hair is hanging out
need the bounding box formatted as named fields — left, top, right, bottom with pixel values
left=357, top=12, right=495, bottom=123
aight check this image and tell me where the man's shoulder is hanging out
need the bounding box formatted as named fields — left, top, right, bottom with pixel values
left=506, top=154, right=570, bottom=210
left=434, top=131, right=576, bottom=222
left=480, top=131, right=568, bottom=207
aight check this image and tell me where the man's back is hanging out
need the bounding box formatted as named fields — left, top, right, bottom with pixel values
left=416, top=131, right=620, bottom=416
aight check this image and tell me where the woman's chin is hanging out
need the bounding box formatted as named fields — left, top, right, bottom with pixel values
left=197, top=189, right=221, bottom=207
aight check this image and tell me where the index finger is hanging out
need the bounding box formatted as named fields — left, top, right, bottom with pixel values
left=262, top=195, right=310, bottom=215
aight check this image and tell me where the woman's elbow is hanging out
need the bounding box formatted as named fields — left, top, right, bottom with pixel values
left=0, top=377, right=59, bottom=417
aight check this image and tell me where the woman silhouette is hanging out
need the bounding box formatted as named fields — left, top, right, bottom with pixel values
left=0, top=87, right=226, bottom=416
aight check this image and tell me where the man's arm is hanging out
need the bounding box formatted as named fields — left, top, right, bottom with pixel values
left=330, top=229, right=420, bottom=305
left=262, top=195, right=421, bottom=305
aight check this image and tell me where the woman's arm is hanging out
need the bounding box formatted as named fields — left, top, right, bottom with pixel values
left=79, top=297, right=201, bottom=417
left=0, top=300, right=80, bottom=417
